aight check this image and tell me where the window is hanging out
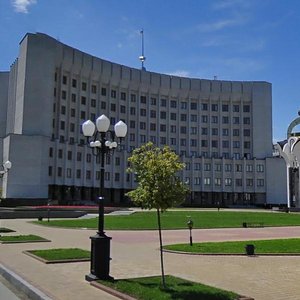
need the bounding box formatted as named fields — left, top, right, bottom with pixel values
left=202, top=115, right=208, bottom=123
left=181, top=102, right=187, bottom=109
left=67, top=151, right=72, bottom=160
left=61, top=106, right=66, bottom=115
left=130, top=133, right=135, bottom=141
left=180, top=114, right=187, bottom=121
left=212, top=128, right=218, bottom=135
left=211, top=140, right=218, bottom=148
left=111, top=90, right=116, bottom=98
left=62, top=90, right=67, bottom=99
left=246, top=179, right=253, bottom=186
left=80, top=111, right=86, bottom=119
left=150, top=123, right=156, bottom=131
left=120, top=105, right=126, bottom=113
left=246, top=164, right=253, bottom=172
left=140, top=96, right=146, bottom=103
left=233, top=117, right=240, bottom=124
left=201, top=140, right=208, bottom=147
left=222, top=116, right=229, bottom=124
left=244, top=117, right=250, bottom=125
left=191, top=127, right=197, bottom=134
left=181, top=126, right=187, bottom=134
left=91, top=85, right=97, bottom=94
left=160, top=124, right=166, bottom=132
left=115, top=173, right=120, bottom=182
left=160, top=111, right=166, bottom=119
left=121, top=92, right=126, bottom=100
left=236, top=164, right=242, bottom=172
left=215, top=164, right=222, bottom=171
left=62, top=75, right=67, bottom=84
left=65, top=168, right=71, bottom=178
left=57, top=167, right=62, bottom=177
left=194, top=163, right=201, bottom=170
left=191, top=115, right=197, bottom=122
left=70, top=123, right=75, bottom=132
left=180, top=139, right=186, bottom=146
left=225, top=164, right=232, bottom=172
left=257, top=179, right=264, bottom=187
left=82, top=82, right=87, bottom=91
left=150, top=110, right=156, bottom=118
left=131, top=94, right=136, bottom=102
left=49, top=147, right=53, bottom=157
left=233, top=129, right=239, bottom=136
left=243, top=105, right=250, bottom=112
left=101, top=102, right=106, bottom=109
left=140, top=122, right=146, bottom=130
left=111, top=103, right=116, bottom=111
left=225, top=178, right=232, bottom=186
left=160, top=137, right=166, bottom=144
left=211, top=104, right=218, bottom=111
left=185, top=163, right=190, bottom=170
left=140, top=135, right=146, bottom=143
left=48, top=166, right=52, bottom=176
left=215, top=178, right=221, bottom=186
left=140, top=109, right=146, bottom=116
left=244, top=129, right=251, bottom=136
left=190, top=139, right=197, bottom=147
left=170, top=125, right=176, bottom=133
left=233, top=141, right=240, bottom=148
left=60, top=121, right=65, bottom=130
left=86, top=154, right=92, bottom=163
left=129, top=121, right=135, bottom=129
left=71, top=93, right=76, bottom=102
left=222, top=140, right=229, bottom=148
left=201, top=127, right=208, bottom=135
left=222, top=104, right=228, bottom=112
left=212, top=116, right=218, bottom=123
left=130, top=107, right=136, bottom=115
left=222, top=129, right=229, bottom=136
left=170, top=100, right=177, bottom=108
left=244, top=141, right=251, bottom=149
left=201, top=103, right=208, bottom=110
left=170, top=138, right=176, bottom=145
left=204, top=177, right=211, bottom=185
left=101, top=87, right=107, bottom=96
left=105, top=172, right=110, bottom=181
left=160, top=98, right=167, bottom=107
left=76, top=169, right=81, bottom=179
left=194, top=177, right=201, bottom=185
left=81, top=96, right=86, bottom=105
left=190, top=102, right=197, bottom=110
left=204, top=163, right=211, bottom=171
left=236, top=178, right=242, bottom=186
left=86, top=170, right=91, bottom=180
left=233, top=104, right=239, bottom=112
left=257, top=164, right=264, bottom=172
left=151, top=97, right=156, bottom=105
left=233, top=153, right=240, bottom=159
left=77, top=152, right=82, bottom=161
left=170, top=113, right=177, bottom=120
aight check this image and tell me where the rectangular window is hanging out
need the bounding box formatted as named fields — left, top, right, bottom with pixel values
left=170, top=125, right=176, bottom=133
left=225, top=164, right=232, bottom=172
left=243, top=105, right=250, bottom=112
left=150, top=110, right=156, bottom=118
left=233, top=141, right=240, bottom=148
left=111, top=90, right=116, bottom=98
left=130, top=107, right=136, bottom=115
left=215, top=164, right=222, bottom=172
left=233, top=104, right=239, bottom=112
left=160, top=137, right=166, bottom=144
left=115, top=173, right=120, bottom=182
left=244, top=141, right=251, bottom=149
left=215, top=178, right=221, bottom=186
left=204, top=177, right=211, bottom=185
left=160, top=124, right=166, bottom=132
left=67, top=151, right=72, bottom=160
left=190, top=102, right=197, bottom=110
left=120, top=105, right=126, bottom=113
left=86, top=170, right=91, bottom=180
left=131, top=94, right=136, bottom=102
left=222, top=129, right=229, bottom=136
left=194, top=163, right=201, bottom=170
left=66, top=168, right=72, bottom=178
left=225, top=178, right=232, bottom=186
left=191, top=114, right=197, bottom=122
left=211, top=104, right=218, bottom=111
left=170, top=113, right=177, bottom=120
left=91, top=85, right=97, bottom=94
left=91, top=99, right=96, bottom=107
left=180, top=139, right=186, bottom=146
left=160, top=111, right=166, bottom=119
left=212, top=116, right=218, bottom=123
left=257, top=164, right=264, bottom=172
left=233, top=129, right=239, bottom=136
left=202, top=115, right=208, bottom=123
left=121, top=92, right=126, bottom=100
left=212, top=128, right=218, bottom=135
left=190, top=139, right=197, bottom=147
left=77, top=152, right=82, bottom=161
left=140, top=122, right=146, bottom=130
left=244, top=129, right=251, bottom=136
left=201, top=140, right=208, bottom=147
left=130, top=121, right=135, bottom=128
left=101, top=102, right=106, bottom=109
left=201, top=127, right=208, bottom=135
left=222, top=140, right=229, bottom=148
left=62, top=90, right=67, bottom=99
left=246, top=179, right=253, bottom=186
left=111, top=103, right=116, bottom=111
left=236, top=178, right=242, bottom=186
left=201, top=103, right=208, bottom=110
left=181, top=126, right=187, bottom=134
left=57, top=167, right=62, bottom=177
left=62, top=75, right=67, bottom=84
left=81, top=96, right=86, bottom=105
left=60, top=121, right=65, bottom=130
left=151, top=97, right=156, bottom=105
left=191, top=127, right=197, bottom=134
left=211, top=140, right=218, bottom=148
left=180, top=114, right=187, bottom=121
left=61, top=106, right=66, bottom=115
left=236, top=164, right=242, bottom=172
left=257, top=179, right=264, bottom=186
left=246, top=164, right=253, bottom=172
left=82, top=82, right=87, bottom=91
left=48, top=166, right=52, bottom=176
left=181, top=102, right=187, bottom=109
left=101, top=87, right=107, bottom=96
left=204, top=163, right=211, bottom=171
left=150, top=123, right=156, bottom=131
left=233, top=117, right=240, bottom=124
left=130, top=133, right=135, bottom=141
left=140, top=109, right=146, bottom=116
left=160, top=99, right=167, bottom=107
left=222, top=104, right=228, bottom=112
left=140, top=95, right=147, bottom=103
left=170, top=100, right=177, bottom=108
left=194, top=177, right=201, bottom=185
left=76, top=169, right=81, bottom=179
left=222, top=116, right=229, bottom=124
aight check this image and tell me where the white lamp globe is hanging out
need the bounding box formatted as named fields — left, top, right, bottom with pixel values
left=96, top=115, right=110, bottom=132
left=4, top=161, right=12, bottom=170
left=114, top=120, right=127, bottom=138
left=82, top=120, right=95, bottom=137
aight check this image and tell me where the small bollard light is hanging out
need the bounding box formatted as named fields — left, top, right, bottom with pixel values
left=187, top=219, right=194, bottom=246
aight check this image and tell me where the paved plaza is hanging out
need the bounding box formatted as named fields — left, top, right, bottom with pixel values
left=1, top=217, right=300, bottom=300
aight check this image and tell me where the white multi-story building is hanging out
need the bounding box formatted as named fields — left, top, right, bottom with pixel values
left=0, top=32, right=287, bottom=206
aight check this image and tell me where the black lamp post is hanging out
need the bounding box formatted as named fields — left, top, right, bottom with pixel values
left=82, top=114, right=127, bottom=281
left=187, top=219, right=193, bottom=246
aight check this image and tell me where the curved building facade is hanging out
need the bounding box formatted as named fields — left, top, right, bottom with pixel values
left=0, top=32, right=287, bottom=206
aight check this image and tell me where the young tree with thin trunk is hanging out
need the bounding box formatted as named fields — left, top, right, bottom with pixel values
left=126, top=142, right=189, bottom=288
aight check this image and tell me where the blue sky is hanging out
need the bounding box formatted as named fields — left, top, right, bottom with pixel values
left=1, top=0, right=300, bottom=141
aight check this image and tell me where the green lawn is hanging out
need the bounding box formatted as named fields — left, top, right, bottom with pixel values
left=27, top=248, right=90, bottom=261
left=0, top=234, right=49, bottom=243
left=33, top=211, right=300, bottom=230
left=98, top=275, right=238, bottom=300
left=164, top=238, right=300, bottom=254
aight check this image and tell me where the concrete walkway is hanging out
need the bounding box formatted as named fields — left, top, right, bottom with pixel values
left=1, top=218, right=300, bottom=300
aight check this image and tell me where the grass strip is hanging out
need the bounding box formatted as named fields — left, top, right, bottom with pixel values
left=97, top=275, right=238, bottom=300
left=164, top=238, right=300, bottom=254
left=0, top=227, right=15, bottom=233
left=27, top=248, right=90, bottom=261
left=33, top=211, right=300, bottom=230
left=0, top=234, right=49, bottom=243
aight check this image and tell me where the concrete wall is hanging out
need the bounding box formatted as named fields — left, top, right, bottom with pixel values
left=0, top=72, right=9, bottom=138
left=266, top=157, right=287, bottom=204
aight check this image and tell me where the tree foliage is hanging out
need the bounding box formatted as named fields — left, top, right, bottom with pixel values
left=126, top=142, right=189, bottom=210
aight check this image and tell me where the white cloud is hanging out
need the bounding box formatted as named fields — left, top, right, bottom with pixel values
left=196, top=17, right=244, bottom=32
left=212, top=0, right=250, bottom=10
left=167, top=70, right=191, bottom=78
left=12, top=0, right=37, bottom=14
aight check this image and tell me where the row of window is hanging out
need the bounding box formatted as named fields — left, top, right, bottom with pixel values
left=185, top=162, right=264, bottom=172
left=187, top=177, right=264, bottom=187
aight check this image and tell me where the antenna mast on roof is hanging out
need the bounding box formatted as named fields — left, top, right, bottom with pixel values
left=139, top=29, right=146, bottom=71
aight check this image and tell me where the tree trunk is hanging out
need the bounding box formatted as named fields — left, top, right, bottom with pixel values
left=156, top=208, right=166, bottom=288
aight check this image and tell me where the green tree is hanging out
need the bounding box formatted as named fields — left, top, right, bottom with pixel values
left=127, top=142, right=189, bottom=288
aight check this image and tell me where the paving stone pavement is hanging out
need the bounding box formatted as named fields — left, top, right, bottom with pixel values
left=1, top=218, right=300, bottom=300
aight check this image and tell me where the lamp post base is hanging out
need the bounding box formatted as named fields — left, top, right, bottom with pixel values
left=85, top=233, right=113, bottom=282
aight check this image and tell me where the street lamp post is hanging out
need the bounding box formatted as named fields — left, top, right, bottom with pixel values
left=82, top=114, right=127, bottom=282
left=187, top=219, right=193, bottom=246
